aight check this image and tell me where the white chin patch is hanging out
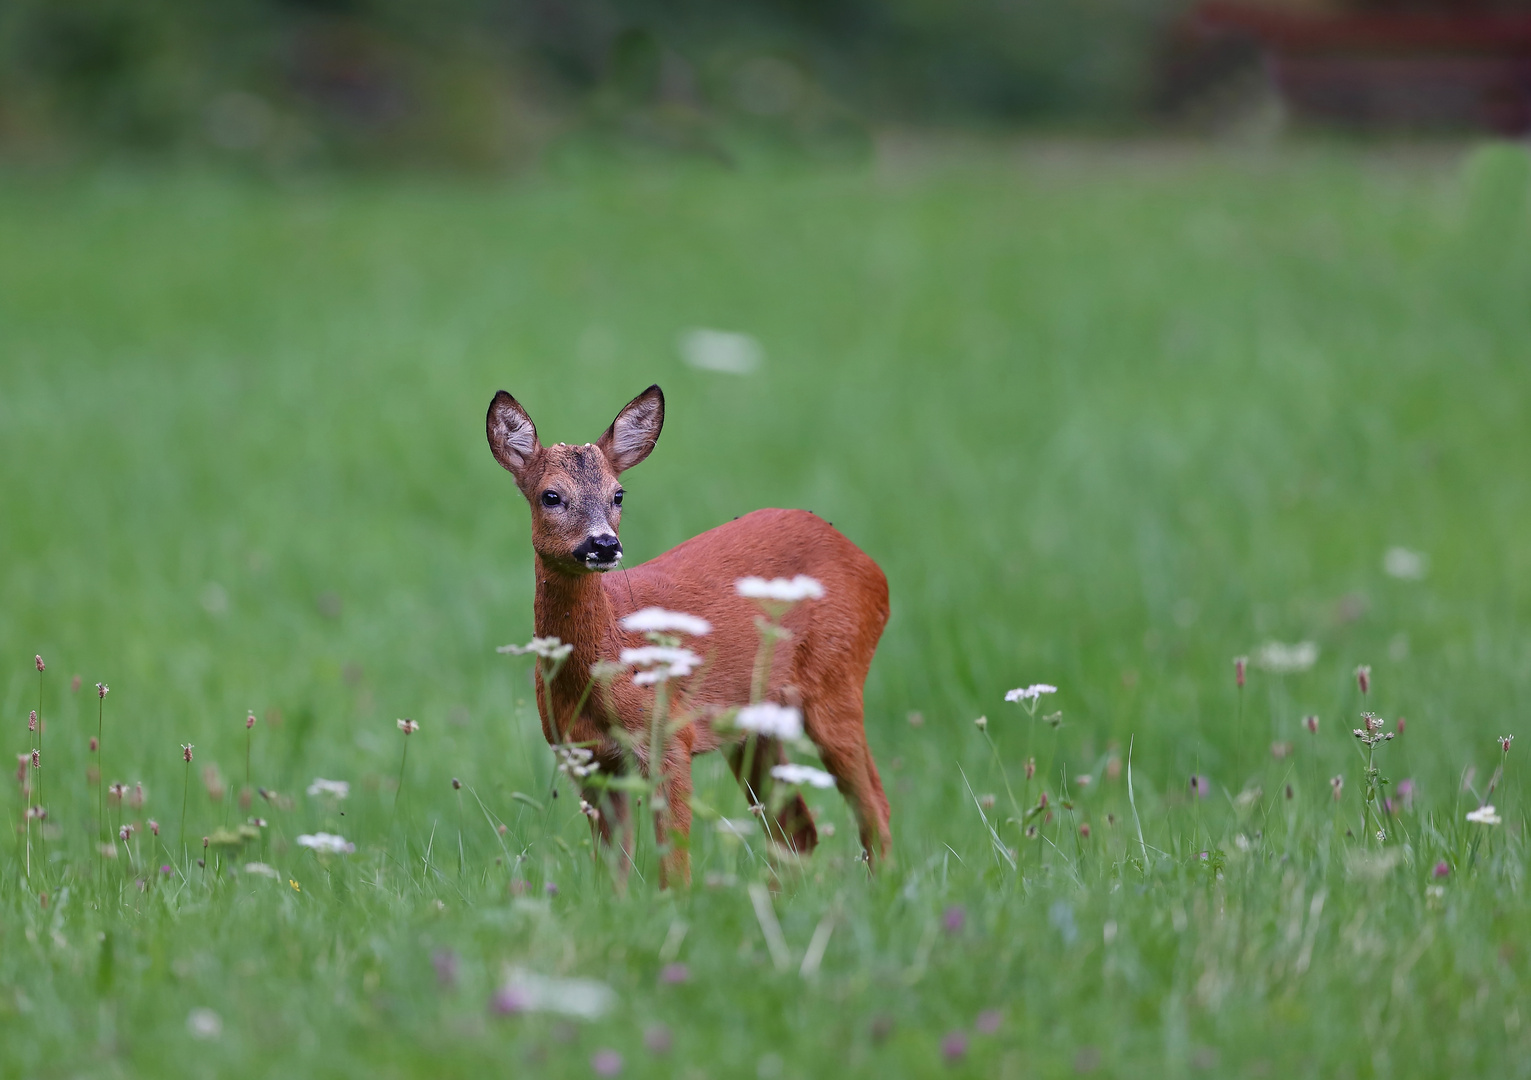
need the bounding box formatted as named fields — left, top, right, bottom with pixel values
left=586, top=555, right=623, bottom=572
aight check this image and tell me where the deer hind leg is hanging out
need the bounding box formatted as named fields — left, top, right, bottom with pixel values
left=726, top=736, right=819, bottom=859
left=804, top=687, right=891, bottom=868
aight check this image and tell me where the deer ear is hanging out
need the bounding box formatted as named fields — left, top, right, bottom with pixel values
left=487, top=391, right=540, bottom=481
left=598, top=385, right=664, bottom=473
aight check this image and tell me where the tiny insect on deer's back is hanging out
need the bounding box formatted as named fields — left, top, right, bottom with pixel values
left=487, top=385, right=892, bottom=886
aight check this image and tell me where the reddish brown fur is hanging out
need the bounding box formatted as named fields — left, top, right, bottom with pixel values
left=488, top=386, right=891, bottom=886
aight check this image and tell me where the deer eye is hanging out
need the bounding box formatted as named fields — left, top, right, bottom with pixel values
left=613, top=490, right=624, bottom=507
left=540, top=491, right=561, bottom=507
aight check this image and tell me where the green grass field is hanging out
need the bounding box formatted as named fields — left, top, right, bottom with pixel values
left=3, top=141, right=1530, bottom=1078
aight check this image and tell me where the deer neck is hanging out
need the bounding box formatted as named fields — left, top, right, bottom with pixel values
left=533, top=555, right=619, bottom=720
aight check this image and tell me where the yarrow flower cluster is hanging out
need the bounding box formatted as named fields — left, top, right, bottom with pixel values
left=555, top=744, right=600, bottom=781
left=734, top=702, right=804, bottom=741
left=770, top=763, right=836, bottom=789
left=306, top=778, right=350, bottom=799
left=619, top=607, right=712, bottom=637
left=1466, top=805, right=1502, bottom=825
left=497, top=636, right=574, bottom=662
left=620, top=645, right=702, bottom=685
left=297, top=832, right=356, bottom=854
left=1005, top=684, right=1057, bottom=703
left=735, top=575, right=825, bottom=603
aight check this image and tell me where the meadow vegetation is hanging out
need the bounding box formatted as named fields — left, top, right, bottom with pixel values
left=3, top=141, right=1530, bottom=1077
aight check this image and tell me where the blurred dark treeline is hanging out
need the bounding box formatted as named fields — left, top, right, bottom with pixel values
left=0, top=0, right=1185, bottom=167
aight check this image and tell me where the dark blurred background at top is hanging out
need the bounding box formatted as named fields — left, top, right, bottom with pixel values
left=2, top=0, right=1529, bottom=169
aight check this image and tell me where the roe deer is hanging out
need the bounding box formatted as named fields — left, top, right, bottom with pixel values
left=486, top=384, right=891, bottom=886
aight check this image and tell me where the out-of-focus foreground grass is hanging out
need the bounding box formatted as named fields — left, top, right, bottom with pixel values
left=2, top=142, right=1530, bottom=1078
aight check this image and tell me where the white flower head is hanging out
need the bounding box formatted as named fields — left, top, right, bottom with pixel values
left=1005, top=684, right=1058, bottom=703
left=306, top=778, right=350, bottom=800
left=1466, top=805, right=1502, bottom=825
left=297, top=832, right=356, bottom=855
left=240, top=862, right=281, bottom=878
left=187, top=1008, right=223, bottom=1040
left=497, top=968, right=616, bottom=1020
left=735, top=575, right=825, bottom=603
left=1252, top=640, right=1319, bottom=674
left=679, top=328, right=763, bottom=375
left=620, top=607, right=712, bottom=637
left=620, top=645, right=702, bottom=685
left=396, top=718, right=419, bottom=735
left=771, top=763, right=836, bottom=789
left=1383, top=547, right=1428, bottom=581
left=498, top=636, right=574, bottom=662
left=734, top=702, right=804, bottom=740
left=555, top=744, right=600, bottom=780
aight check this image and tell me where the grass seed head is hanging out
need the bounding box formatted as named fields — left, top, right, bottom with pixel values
left=35, top=655, right=45, bottom=672
left=97, top=682, right=108, bottom=698
left=1234, top=656, right=1247, bottom=688
left=1501, top=734, right=1515, bottom=755
left=1331, top=775, right=1344, bottom=800
left=1304, top=715, right=1319, bottom=734
left=28, top=710, right=37, bottom=732
left=1355, top=665, right=1371, bottom=695
left=397, top=718, right=419, bottom=735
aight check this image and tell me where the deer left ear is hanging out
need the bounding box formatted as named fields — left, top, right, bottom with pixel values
left=598, top=385, right=664, bottom=473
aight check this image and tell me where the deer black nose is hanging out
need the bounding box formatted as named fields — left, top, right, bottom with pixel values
left=575, top=534, right=623, bottom=566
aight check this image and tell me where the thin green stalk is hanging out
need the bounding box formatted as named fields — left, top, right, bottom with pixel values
left=180, top=760, right=190, bottom=864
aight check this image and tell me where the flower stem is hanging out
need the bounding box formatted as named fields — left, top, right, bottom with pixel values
left=180, top=761, right=191, bottom=864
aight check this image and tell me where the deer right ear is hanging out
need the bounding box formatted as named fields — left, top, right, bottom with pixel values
left=487, top=391, right=540, bottom=481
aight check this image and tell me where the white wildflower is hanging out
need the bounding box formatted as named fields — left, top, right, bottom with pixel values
left=679, top=327, right=763, bottom=375
left=1252, top=640, right=1319, bottom=674
left=1383, top=547, right=1428, bottom=581
left=306, top=778, right=350, bottom=800
left=620, top=607, right=712, bottom=637
left=620, top=645, right=702, bottom=684
left=734, top=702, right=804, bottom=740
left=735, top=575, right=825, bottom=603
left=187, top=1008, right=223, bottom=1040
left=240, top=862, right=280, bottom=878
left=498, top=968, right=616, bottom=1020
left=296, top=832, right=356, bottom=855
left=1005, top=684, right=1058, bottom=703
left=771, top=763, right=836, bottom=789
left=396, top=718, right=419, bottom=735
left=498, top=636, right=574, bottom=662
left=555, top=744, right=600, bottom=780
left=1466, top=805, right=1502, bottom=825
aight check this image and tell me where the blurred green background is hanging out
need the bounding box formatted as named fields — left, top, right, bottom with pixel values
left=5, top=1, right=1531, bottom=1075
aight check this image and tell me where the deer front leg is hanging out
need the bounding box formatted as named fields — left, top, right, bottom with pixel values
left=652, top=730, right=695, bottom=888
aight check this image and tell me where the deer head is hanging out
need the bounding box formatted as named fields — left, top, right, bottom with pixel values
left=487, top=385, right=665, bottom=574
